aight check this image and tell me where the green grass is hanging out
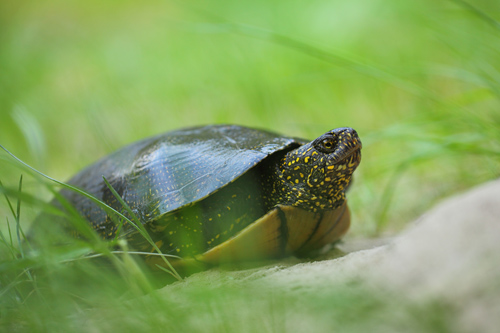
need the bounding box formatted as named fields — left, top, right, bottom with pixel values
left=1, top=0, right=500, bottom=331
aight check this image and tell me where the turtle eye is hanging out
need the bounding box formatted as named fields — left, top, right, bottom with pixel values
left=316, top=136, right=337, bottom=153
left=322, top=138, right=334, bottom=149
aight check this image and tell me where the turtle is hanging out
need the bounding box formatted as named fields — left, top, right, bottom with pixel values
left=34, top=125, right=362, bottom=269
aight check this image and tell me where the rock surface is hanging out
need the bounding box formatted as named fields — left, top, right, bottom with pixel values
left=161, top=179, right=500, bottom=332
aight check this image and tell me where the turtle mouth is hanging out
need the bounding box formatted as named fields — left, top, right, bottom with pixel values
left=326, top=149, right=361, bottom=177
left=335, top=147, right=361, bottom=164
left=330, top=142, right=362, bottom=166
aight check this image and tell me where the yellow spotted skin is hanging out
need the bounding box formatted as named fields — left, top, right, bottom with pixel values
left=266, top=127, right=362, bottom=214
left=35, top=125, right=361, bottom=265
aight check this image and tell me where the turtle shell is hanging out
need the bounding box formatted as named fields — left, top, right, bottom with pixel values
left=60, top=125, right=306, bottom=242
left=35, top=124, right=360, bottom=269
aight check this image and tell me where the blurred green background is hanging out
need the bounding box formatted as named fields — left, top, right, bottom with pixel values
left=1, top=0, right=500, bottom=331
left=1, top=0, right=500, bottom=234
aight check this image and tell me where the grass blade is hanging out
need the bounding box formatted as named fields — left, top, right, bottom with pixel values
left=451, top=0, right=500, bottom=31
left=60, top=251, right=181, bottom=263
left=0, top=219, right=18, bottom=259
left=1, top=145, right=182, bottom=280
left=16, top=175, right=24, bottom=258
left=0, top=145, right=143, bottom=240
left=102, top=176, right=182, bottom=281
left=0, top=179, right=17, bottom=220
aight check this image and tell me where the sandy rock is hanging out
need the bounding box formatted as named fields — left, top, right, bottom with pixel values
left=367, top=179, right=500, bottom=332
left=369, top=179, right=500, bottom=298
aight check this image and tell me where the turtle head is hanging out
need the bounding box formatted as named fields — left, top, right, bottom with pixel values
left=277, top=127, right=362, bottom=212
